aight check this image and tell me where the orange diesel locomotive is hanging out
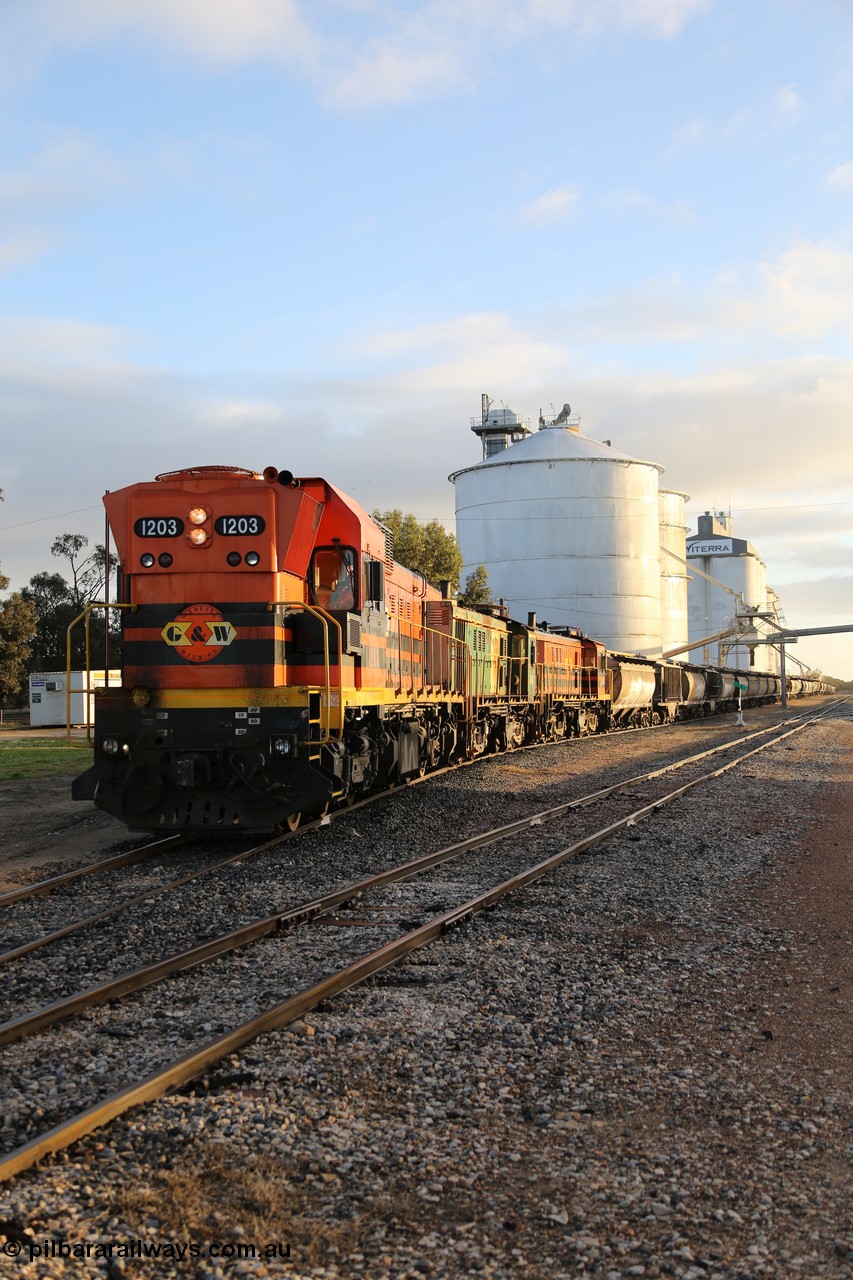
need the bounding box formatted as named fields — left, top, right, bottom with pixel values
left=73, top=465, right=610, bottom=832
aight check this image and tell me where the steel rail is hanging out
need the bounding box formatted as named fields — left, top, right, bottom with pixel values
left=0, top=835, right=194, bottom=908
left=0, top=703, right=835, bottom=1185
left=0, top=698, right=841, bottom=967
left=0, top=827, right=316, bottom=967
left=0, top=728, right=503, bottom=962
left=0, top=704, right=837, bottom=1046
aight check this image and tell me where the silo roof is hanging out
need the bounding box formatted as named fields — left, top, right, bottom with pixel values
left=450, top=425, right=664, bottom=482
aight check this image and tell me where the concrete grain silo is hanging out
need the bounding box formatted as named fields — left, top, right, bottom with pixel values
left=659, top=489, right=690, bottom=656
left=451, top=401, right=665, bottom=655
left=686, top=512, right=780, bottom=673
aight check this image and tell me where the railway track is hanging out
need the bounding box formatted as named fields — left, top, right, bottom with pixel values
left=0, top=699, right=843, bottom=1183
left=0, top=699, right=827, bottom=968
left=0, top=835, right=194, bottom=909
left=0, top=701, right=830, bottom=980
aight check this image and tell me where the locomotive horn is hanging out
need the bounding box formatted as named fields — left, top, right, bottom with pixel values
left=277, top=470, right=301, bottom=488
left=263, top=466, right=279, bottom=482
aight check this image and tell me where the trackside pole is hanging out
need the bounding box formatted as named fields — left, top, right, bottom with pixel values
left=735, top=679, right=746, bottom=728
left=780, top=642, right=788, bottom=709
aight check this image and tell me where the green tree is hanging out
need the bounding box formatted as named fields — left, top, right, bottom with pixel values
left=51, top=533, right=116, bottom=609
left=22, top=534, right=121, bottom=673
left=0, top=488, right=38, bottom=704
left=458, top=564, right=493, bottom=608
left=0, top=565, right=38, bottom=705
left=21, top=572, right=75, bottom=671
left=372, top=508, right=463, bottom=590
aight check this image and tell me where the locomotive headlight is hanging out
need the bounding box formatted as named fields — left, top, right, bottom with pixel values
left=140, top=553, right=155, bottom=568
left=188, top=506, right=208, bottom=525
left=189, top=528, right=208, bottom=546
left=272, top=736, right=294, bottom=756
left=245, top=551, right=260, bottom=566
left=102, top=738, right=120, bottom=756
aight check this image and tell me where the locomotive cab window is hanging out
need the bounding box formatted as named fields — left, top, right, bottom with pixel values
left=363, top=555, right=385, bottom=606
left=310, top=546, right=357, bottom=610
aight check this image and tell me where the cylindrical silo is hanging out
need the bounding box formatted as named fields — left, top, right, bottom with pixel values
left=686, top=512, right=775, bottom=673
left=451, top=409, right=665, bottom=655
left=659, top=489, right=689, bottom=656
left=764, top=587, right=782, bottom=676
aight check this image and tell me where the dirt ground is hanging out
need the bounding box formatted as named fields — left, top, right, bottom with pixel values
left=0, top=729, right=133, bottom=891
left=0, top=777, right=133, bottom=888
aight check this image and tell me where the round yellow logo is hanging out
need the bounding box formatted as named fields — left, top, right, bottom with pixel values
left=161, top=604, right=237, bottom=663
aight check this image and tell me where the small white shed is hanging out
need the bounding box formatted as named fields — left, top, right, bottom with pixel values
left=28, top=671, right=121, bottom=728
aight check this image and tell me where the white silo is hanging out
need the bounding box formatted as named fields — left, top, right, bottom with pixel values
left=659, top=489, right=690, bottom=656
left=451, top=402, right=665, bottom=655
left=686, top=512, right=777, bottom=672
left=764, top=587, right=783, bottom=676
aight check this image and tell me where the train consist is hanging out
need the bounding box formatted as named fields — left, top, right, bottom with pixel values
left=72, top=465, right=821, bottom=833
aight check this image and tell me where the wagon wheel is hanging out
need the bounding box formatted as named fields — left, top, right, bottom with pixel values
left=285, top=812, right=301, bottom=832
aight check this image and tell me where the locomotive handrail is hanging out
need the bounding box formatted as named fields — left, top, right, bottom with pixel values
left=394, top=618, right=469, bottom=699
left=534, top=661, right=601, bottom=700
left=65, top=601, right=136, bottom=747
left=283, top=602, right=344, bottom=742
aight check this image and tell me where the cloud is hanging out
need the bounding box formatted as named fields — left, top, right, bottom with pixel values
left=666, top=117, right=711, bottom=154
left=0, top=132, right=132, bottom=271
left=547, top=237, right=853, bottom=351
left=0, top=133, right=127, bottom=217
left=198, top=398, right=286, bottom=429
left=601, top=187, right=696, bottom=222
left=771, top=83, right=803, bottom=124
left=827, top=160, right=853, bottom=189
left=33, top=0, right=316, bottom=66
left=734, top=239, right=853, bottom=341
left=518, top=185, right=579, bottom=227
left=525, top=0, right=712, bottom=39
left=4, top=0, right=713, bottom=108
left=0, top=230, right=58, bottom=274
left=0, top=316, right=136, bottom=369
left=353, top=311, right=566, bottom=389
left=666, top=83, right=804, bottom=156
left=326, top=37, right=466, bottom=108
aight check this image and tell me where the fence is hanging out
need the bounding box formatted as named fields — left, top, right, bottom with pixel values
left=0, top=709, right=30, bottom=727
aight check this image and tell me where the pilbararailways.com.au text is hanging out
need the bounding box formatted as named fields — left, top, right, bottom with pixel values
left=2, top=1237, right=292, bottom=1263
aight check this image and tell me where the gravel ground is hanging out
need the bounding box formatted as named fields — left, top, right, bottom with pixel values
left=0, top=700, right=850, bottom=1279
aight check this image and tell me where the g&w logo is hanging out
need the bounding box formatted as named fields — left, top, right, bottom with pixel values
left=162, top=604, right=237, bottom=663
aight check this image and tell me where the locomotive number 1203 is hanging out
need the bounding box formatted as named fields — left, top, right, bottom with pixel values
left=214, top=514, right=266, bottom=535
left=133, top=516, right=185, bottom=537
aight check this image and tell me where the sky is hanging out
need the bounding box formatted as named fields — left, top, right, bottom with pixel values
left=0, top=0, right=851, bottom=678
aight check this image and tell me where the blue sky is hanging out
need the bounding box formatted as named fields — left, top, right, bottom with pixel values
left=1, top=0, right=851, bottom=677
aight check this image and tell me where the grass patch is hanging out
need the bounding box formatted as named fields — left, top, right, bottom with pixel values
left=0, top=737, right=91, bottom=780
left=116, top=1146, right=362, bottom=1268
